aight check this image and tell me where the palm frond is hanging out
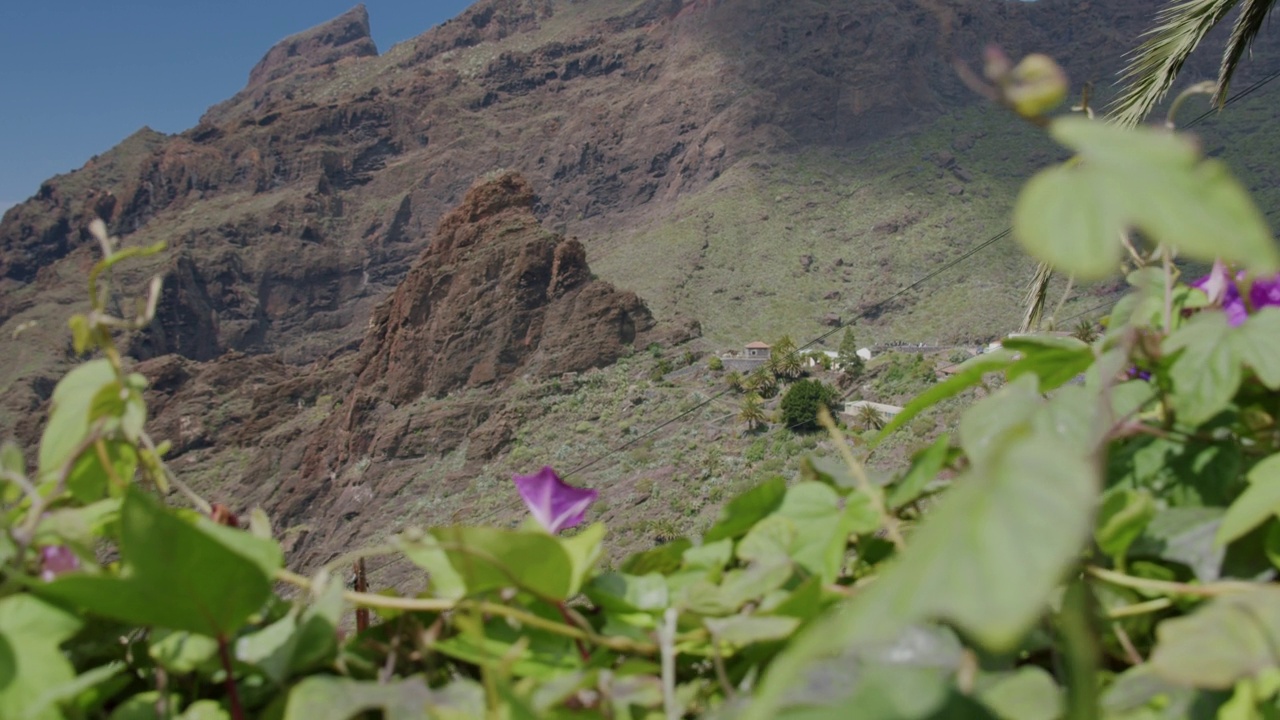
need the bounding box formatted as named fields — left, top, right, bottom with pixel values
left=1216, top=0, right=1277, bottom=102
left=1021, top=261, right=1054, bottom=333
left=1110, top=0, right=1241, bottom=127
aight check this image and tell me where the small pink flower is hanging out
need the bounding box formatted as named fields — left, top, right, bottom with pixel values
left=40, top=545, right=80, bottom=581
left=513, top=467, right=597, bottom=534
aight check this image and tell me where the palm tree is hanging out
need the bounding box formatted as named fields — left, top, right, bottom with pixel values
left=745, top=368, right=778, bottom=398
left=725, top=370, right=745, bottom=393
left=1024, top=0, right=1273, bottom=331
left=1073, top=319, right=1100, bottom=344
left=855, top=404, right=886, bottom=432
left=769, top=335, right=804, bottom=380
left=1110, top=0, right=1275, bottom=129
left=738, top=393, right=767, bottom=432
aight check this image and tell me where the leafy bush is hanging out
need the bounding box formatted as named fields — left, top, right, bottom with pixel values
left=9, top=52, right=1280, bottom=720
left=779, top=378, right=839, bottom=431
left=707, top=354, right=724, bottom=372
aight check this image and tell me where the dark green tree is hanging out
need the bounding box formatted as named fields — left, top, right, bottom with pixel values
left=836, top=328, right=864, bottom=381
left=780, top=379, right=840, bottom=431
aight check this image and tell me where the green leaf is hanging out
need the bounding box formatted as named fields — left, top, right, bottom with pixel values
left=1232, top=308, right=1280, bottom=388
left=620, top=538, right=692, bottom=576
left=291, top=574, right=344, bottom=673
left=0, top=441, right=24, bottom=478
left=38, top=359, right=117, bottom=481
left=1150, top=587, right=1280, bottom=689
left=395, top=532, right=465, bottom=599
left=1165, top=312, right=1242, bottom=424
left=149, top=630, right=219, bottom=674
left=236, top=613, right=301, bottom=685
left=435, top=611, right=582, bottom=679
left=976, top=667, right=1062, bottom=720
left=743, top=397, right=1096, bottom=719
left=67, top=315, right=92, bottom=355
left=1014, top=117, right=1279, bottom=279
left=25, top=663, right=125, bottom=720
left=283, top=677, right=482, bottom=720
left=39, top=488, right=282, bottom=636
left=774, top=482, right=860, bottom=584
left=34, top=498, right=120, bottom=548
left=1095, top=489, right=1156, bottom=559
left=751, top=625, right=977, bottom=719
left=1130, top=507, right=1226, bottom=583
left=66, top=441, right=136, bottom=503
left=430, top=526, right=574, bottom=600
left=875, top=350, right=1017, bottom=443
left=736, top=516, right=796, bottom=564
left=559, top=522, right=604, bottom=597
left=178, top=700, right=230, bottom=720
left=703, top=477, right=787, bottom=543
left=683, top=538, right=733, bottom=572
left=585, top=572, right=669, bottom=613
left=1003, top=334, right=1096, bottom=390
left=107, top=691, right=182, bottom=720
left=0, top=595, right=83, bottom=720
left=704, top=615, right=800, bottom=649
left=887, top=435, right=953, bottom=509
left=1217, top=454, right=1280, bottom=547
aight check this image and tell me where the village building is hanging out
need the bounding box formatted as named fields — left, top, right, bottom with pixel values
left=721, top=341, right=772, bottom=372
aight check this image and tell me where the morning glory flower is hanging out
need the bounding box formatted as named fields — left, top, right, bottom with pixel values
left=513, top=466, right=597, bottom=534
left=1250, top=274, right=1280, bottom=310
left=40, top=545, right=80, bottom=581
left=1191, top=261, right=1248, bottom=327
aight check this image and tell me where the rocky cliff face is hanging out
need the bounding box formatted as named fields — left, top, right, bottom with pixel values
left=0, top=0, right=1209, bottom=371
left=156, top=172, right=682, bottom=569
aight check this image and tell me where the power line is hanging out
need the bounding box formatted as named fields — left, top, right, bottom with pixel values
left=363, top=66, right=1280, bottom=580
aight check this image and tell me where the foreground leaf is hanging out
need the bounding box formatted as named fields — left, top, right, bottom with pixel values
left=1150, top=587, right=1280, bottom=689
left=743, top=388, right=1097, bottom=719
left=1014, top=117, right=1278, bottom=279
left=0, top=595, right=83, bottom=720
left=283, top=677, right=484, bottom=720
left=39, top=488, right=281, bottom=636
left=1217, top=453, right=1280, bottom=546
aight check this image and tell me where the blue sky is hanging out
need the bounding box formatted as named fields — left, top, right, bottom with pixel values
left=0, top=1, right=476, bottom=213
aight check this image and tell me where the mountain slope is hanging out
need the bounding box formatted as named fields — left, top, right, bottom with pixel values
left=4, top=0, right=1280, bottom=572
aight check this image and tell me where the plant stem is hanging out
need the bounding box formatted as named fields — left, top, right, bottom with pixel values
left=275, top=568, right=659, bottom=654
left=217, top=634, right=246, bottom=720
left=1060, top=579, right=1099, bottom=720
left=1087, top=566, right=1258, bottom=597
left=1106, top=597, right=1173, bottom=619
left=818, top=407, right=905, bottom=549
left=659, top=608, right=679, bottom=720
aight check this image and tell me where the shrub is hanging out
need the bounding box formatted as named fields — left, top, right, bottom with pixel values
left=780, top=379, right=840, bottom=431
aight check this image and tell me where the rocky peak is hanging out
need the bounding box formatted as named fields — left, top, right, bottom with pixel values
left=351, top=170, right=659, bottom=406
left=245, top=4, right=378, bottom=91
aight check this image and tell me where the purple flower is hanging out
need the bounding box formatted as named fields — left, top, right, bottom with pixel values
left=1250, top=274, right=1280, bottom=310
left=39, top=545, right=80, bottom=581
left=1191, top=261, right=1248, bottom=327
left=513, top=467, right=597, bottom=534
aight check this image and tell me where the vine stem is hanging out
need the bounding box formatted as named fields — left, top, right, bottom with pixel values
left=817, top=407, right=905, bottom=549
left=1086, top=566, right=1259, bottom=597
left=659, top=608, right=679, bottom=720
left=275, top=568, right=660, bottom=654
left=217, top=634, right=246, bottom=720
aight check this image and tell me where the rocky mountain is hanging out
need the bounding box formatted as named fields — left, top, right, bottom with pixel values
left=2, top=0, right=1274, bottom=570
